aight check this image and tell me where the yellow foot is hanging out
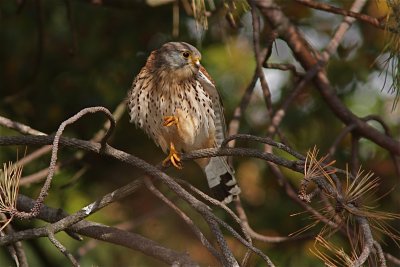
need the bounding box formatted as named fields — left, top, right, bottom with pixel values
left=163, top=116, right=178, bottom=127
left=162, top=142, right=182, bottom=169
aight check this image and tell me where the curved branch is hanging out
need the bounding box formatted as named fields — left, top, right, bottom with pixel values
left=12, top=107, right=116, bottom=220
left=0, top=134, right=275, bottom=265
left=255, top=0, right=400, bottom=156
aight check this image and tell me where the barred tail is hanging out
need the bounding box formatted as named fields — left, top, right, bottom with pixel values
left=203, top=157, right=241, bottom=203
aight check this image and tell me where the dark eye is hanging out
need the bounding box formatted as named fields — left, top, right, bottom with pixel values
left=182, top=51, right=190, bottom=58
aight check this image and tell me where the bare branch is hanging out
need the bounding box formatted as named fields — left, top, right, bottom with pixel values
left=0, top=116, right=46, bottom=136
left=235, top=198, right=311, bottom=243
left=18, top=101, right=126, bottom=187
left=12, top=106, right=116, bottom=220
left=294, top=0, right=398, bottom=33
left=352, top=215, right=374, bottom=267
left=385, top=252, right=400, bottom=265
left=144, top=177, right=224, bottom=264
left=373, top=241, right=387, bottom=267
left=0, top=135, right=303, bottom=173
left=47, top=231, right=80, bottom=267
left=250, top=0, right=273, bottom=113
left=321, top=0, right=367, bottom=61
left=0, top=213, right=28, bottom=267
left=255, top=0, right=400, bottom=156
left=227, top=46, right=272, bottom=147
left=14, top=194, right=199, bottom=266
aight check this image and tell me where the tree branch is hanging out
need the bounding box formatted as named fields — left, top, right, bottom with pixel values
left=294, top=0, right=398, bottom=33
left=255, top=0, right=400, bottom=156
left=14, top=194, right=199, bottom=266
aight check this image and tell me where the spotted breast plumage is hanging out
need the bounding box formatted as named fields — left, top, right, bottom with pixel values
left=127, top=42, right=240, bottom=203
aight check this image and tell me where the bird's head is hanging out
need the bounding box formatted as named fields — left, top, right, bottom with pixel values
left=155, top=42, right=202, bottom=80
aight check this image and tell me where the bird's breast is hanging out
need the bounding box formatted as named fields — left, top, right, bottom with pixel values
left=158, top=80, right=216, bottom=151
left=129, top=70, right=216, bottom=153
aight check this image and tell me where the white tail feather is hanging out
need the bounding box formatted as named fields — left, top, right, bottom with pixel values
left=204, top=157, right=240, bottom=203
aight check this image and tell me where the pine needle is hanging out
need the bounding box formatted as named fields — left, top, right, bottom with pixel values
left=300, top=146, right=400, bottom=265
left=382, top=0, right=400, bottom=110
left=311, top=235, right=354, bottom=267
left=0, top=161, right=22, bottom=230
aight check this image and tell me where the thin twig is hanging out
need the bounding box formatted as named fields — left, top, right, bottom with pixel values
left=294, top=0, right=398, bottom=33
left=263, top=63, right=303, bottom=77
left=0, top=133, right=279, bottom=264
left=48, top=231, right=80, bottom=267
left=227, top=47, right=270, bottom=147
left=18, top=101, right=126, bottom=186
left=76, top=208, right=168, bottom=257
left=0, top=116, right=46, bottom=136
left=256, top=0, right=400, bottom=155
left=321, top=0, right=368, bottom=61
left=144, top=177, right=224, bottom=264
left=373, top=241, right=387, bottom=267
left=352, top=216, right=374, bottom=267
left=250, top=0, right=273, bottom=113
left=328, top=124, right=357, bottom=158
left=12, top=107, right=116, bottom=219
left=0, top=213, right=28, bottom=267
left=385, top=252, right=400, bottom=265
left=235, top=198, right=311, bottom=243
left=14, top=194, right=198, bottom=266
left=362, top=115, right=400, bottom=177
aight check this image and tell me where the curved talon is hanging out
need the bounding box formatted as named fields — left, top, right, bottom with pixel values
left=162, top=142, right=182, bottom=169
left=163, top=116, right=178, bottom=127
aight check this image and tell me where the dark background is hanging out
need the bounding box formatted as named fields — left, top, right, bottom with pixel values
left=0, top=0, right=399, bottom=266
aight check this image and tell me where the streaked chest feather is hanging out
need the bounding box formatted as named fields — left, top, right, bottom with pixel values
left=128, top=69, right=216, bottom=152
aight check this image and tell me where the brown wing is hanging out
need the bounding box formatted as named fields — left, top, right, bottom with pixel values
left=197, top=66, right=227, bottom=147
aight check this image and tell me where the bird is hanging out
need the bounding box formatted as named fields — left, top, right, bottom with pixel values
left=127, top=42, right=240, bottom=203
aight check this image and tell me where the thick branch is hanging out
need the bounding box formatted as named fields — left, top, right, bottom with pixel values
left=13, top=194, right=198, bottom=266
left=255, top=0, right=400, bottom=156
left=0, top=135, right=303, bottom=173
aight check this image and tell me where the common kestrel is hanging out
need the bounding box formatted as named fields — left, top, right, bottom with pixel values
left=127, top=42, right=240, bottom=203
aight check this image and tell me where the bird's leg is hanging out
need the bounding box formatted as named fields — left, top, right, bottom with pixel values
left=162, top=142, right=182, bottom=169
left=162, top=116, right=182, bottom=168
left=163, top=116, right=178, bottom=127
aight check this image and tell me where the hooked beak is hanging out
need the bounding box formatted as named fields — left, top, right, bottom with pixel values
left=192, top=56, right=201, bottom=68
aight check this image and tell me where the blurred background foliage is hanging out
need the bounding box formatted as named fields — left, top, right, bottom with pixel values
left=0, top=0, right=399, bottom=266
